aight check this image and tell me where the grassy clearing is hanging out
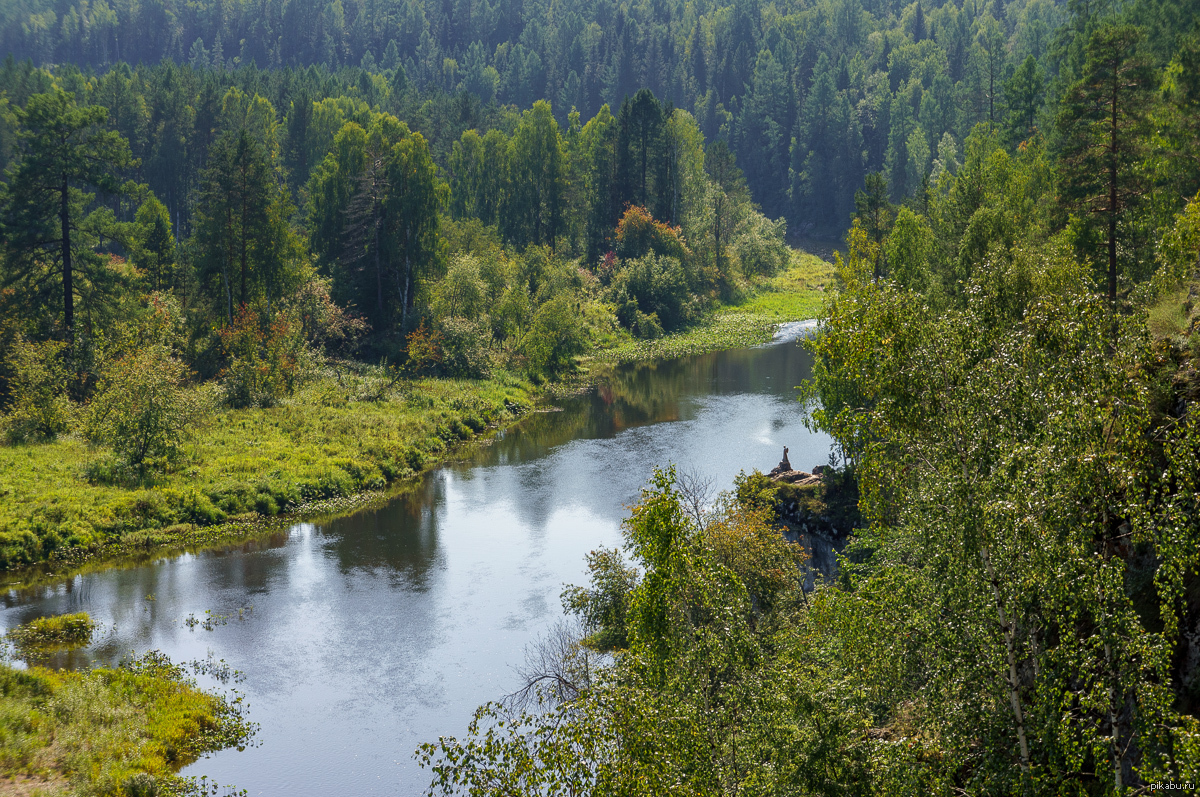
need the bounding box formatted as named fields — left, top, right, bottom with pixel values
left=1147, top=286, right=1196, bottom=339
left=0, top=654, right=253, bottom=797
left=0, top=366, right=534, bottom=572
left=595, top=247, right=834, bottom=363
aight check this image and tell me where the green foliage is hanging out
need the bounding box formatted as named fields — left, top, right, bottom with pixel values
left=432, top=255, right=486, bottom=320
left=611, top=253, right=698, bottom=335
left=802, top=213, right=1200, bottom=787
left=5, top=611, right=95, bottom=654
left=0, top=653, right=255, bottom=796
left=193, top=117, right=299, bottom=324
left=561, top=547, right=639, bottom=651
left=1056, top=23, right=1156, bottom=301
left=732, top=211, right=788, bottom=277
left=2, top=335, right=74, bottom=443
left=132, top=195, right=176, bottom=291
left=885, top=206, right=935, bottom=293
left=435, top=317, right=491, bottom=379
left=523, top=295, right=585, bottom=377
left=420, top=467, right=809, bottom=794
left=0, top=87, right=134, bottom=343
left=86, top=343, right=208, bottom=472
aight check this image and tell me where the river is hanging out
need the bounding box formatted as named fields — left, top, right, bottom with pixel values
left=0, top=323, right=832, bottom=796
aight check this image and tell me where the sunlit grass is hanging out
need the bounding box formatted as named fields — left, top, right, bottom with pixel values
left=0, top=655, right=253, bottom=797
left=5, top=613, right=95, bottom=657
left=1146, top=287, right=1193, bottom=339
left=0, top=367, right=534, bottom=571
left=597, top=247, right=834, bottom=363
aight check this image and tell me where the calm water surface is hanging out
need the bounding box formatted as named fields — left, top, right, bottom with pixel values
left=1, top=324, right=832, bottom=796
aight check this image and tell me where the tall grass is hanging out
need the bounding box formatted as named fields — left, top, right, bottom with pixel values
left=0, top=653, right=254, bottom=796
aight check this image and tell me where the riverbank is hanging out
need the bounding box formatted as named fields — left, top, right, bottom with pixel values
left=0, top=371, right=535, bottom=577
left=594, top=248, right=832, bottom=362
left=0, top=654, right=254, bottom=796
left=0, top=250, right=835, bottom=579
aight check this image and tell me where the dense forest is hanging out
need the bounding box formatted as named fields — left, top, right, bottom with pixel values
left=4, top=0, right=1194, bottom=234
left=1, top=0, right=1199, bottom=791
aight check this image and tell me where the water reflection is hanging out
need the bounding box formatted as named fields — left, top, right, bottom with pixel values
left=0, top=335, right=832, bottom=797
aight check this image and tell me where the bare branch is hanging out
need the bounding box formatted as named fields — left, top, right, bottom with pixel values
left=503, top=618, right=602, bottom=714
left=677, top=466, right=715, bottom=531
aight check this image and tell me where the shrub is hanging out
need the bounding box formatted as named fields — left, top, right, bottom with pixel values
left=610, top=253, right=698, bottom=334
left=86, top=344, right=208, bottom=471
left=433, top=255, right=487, bottom=319
left=523, top=295, right=586, bottom=377
left=288, top=275, right=369, bottom=358
left=405, top=321, right=443, bottom=375
left=732, top=212, right=789, bottom=277
left=437, top=316, right=492, bottom=378
left=615, top=205, right=691, bottom=262
left=218, top=305, right=308, bottom=409
left=2, top=336, right=75, bottom=443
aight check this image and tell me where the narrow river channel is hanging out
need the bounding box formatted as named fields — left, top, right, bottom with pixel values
left=1, top=323, right=832, bottom=796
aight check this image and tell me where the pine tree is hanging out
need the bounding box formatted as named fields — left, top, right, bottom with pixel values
left=1056, top=24, right=1154, bottom=302
left=193, top=130, right=293, bottom=322
left=0, top=88, right=133, bottom=345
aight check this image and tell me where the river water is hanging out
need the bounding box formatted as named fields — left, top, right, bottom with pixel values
left=0, top=323, right=832, bottom=796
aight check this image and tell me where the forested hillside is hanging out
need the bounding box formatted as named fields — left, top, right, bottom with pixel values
left=5, top=0, right=1195, bottom=236
left=1, top=0, right=1199, bottom=791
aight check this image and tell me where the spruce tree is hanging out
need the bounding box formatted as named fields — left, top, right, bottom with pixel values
left=1056, top=24, right=1154, bottom=302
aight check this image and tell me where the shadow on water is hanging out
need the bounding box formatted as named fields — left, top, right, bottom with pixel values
left=0, top=333, right=833, bottom=797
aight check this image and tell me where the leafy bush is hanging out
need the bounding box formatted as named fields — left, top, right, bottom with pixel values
left=2, top=335, right=75, bottom=443
left=437, top=316, right=492, bottom=378
left=404, top=321, right=443, bottom=375
left=561, top=547, right=639, bottom=651
left=86, top=343, right=208, bottom=471
left=615, top=205, right=691, bottom=262
left=218, top=305, right=308, bottom=408
left=523, top=295, right=586, bottom=377
left=433, top=255, right=487, bottom=319
left=610, top=253, right=698, bottom=334
left=732, top=212, right=789, bottom=276
left=288, top=275, right=369, bottom=358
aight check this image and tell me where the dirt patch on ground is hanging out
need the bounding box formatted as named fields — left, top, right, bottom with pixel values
left=0, top=772, right=68, bottom=797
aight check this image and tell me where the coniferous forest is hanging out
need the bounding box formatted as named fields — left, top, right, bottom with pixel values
left=1, top=0, right=1200, bottom=793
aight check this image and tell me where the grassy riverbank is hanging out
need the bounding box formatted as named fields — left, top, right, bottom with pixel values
left=0, top=249, right=834, bottom=577
left=0, top=654, right=253, bottom=797
left=0, top=370, right=534, bottom=574
left=595, top=248, right=833, bottom=362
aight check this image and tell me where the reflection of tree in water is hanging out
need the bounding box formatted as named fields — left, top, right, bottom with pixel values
left=317, top=474, right=445, bottom=588
left=441, top=340, right=821, bottom=538
left=460, top=342, right=816, bottom=473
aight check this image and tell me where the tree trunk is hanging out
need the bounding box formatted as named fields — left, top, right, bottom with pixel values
left=980, top=546, right=1032, bottom=773
left=224, top=202, right=235, bottom=324
left=240, top=167, right=249, bottom=308
left=374, top=195, right=383, bottom=315
left=60, top=175, right=73, bottom=345
left=1108, top=72, right=1119, bottom=304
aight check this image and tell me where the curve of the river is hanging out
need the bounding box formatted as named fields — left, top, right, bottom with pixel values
left=1, top=323, right=832, bottom=796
